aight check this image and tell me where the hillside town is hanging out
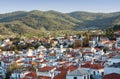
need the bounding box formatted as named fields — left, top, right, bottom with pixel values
left=0, top=30, right=120, bottom=79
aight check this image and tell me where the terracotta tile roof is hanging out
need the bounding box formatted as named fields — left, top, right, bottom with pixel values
left=95, top=48, right=101, bottom=51
left=71, top=52, right=76, bottom=57
left=4, top=61, right=11, bottom=64
left=81, top=63, right=104, bottom=70
left=54, top=65, right=78, bottom=79
left=102, top=73, right=120, bottom=79
left=83, top=52, right=93, bottom=54
left=108, top=53, right=117, bottom=58
left=26, top=56, right=36, bottom=58
left=38, top=66, right=56, bottom=72
left=35, top=58, right=42, bottom=61
left=54, top=71, right=67, bottom=79
left=67, top=65, right=78, bottom=72
left=22, top=71, right=37, bottom=79
left=38, top=76, right=51, bottom=79
left=56, top=66, right=67, bottom=71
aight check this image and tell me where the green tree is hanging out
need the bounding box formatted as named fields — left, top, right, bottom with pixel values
left=73, top=39, right=82, bottom=48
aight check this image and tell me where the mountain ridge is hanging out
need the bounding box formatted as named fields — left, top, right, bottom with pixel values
left=0, top=10, right=120, bottom=35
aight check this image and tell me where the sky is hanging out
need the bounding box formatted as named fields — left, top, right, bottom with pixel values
left=0, top=0, right=120, bottom=13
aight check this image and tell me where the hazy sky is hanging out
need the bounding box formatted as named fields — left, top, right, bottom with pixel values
left=0, top=0, right=120, bottom=13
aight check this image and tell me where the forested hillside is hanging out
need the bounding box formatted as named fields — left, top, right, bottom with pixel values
left=0, top=10, right=120, bottom=35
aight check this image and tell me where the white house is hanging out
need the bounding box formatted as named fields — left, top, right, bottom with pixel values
left=66, top=68, right=90, bottom=79
left=11, top=71, right=37, bottom=79
left=95, top=49, right=105, bottom=55
left=89, top=41, right=96, bottom=47
left=115, top=38, right=120, bottom=48
left=0, top=67, right=6, bottom=79
left=36, top=66, right=56, bottom=78
left=107, top=55, right=120, bottom=65
left=104, top=62, right=120, bottom=75
left=10, top=71, right=21, bottom=79
left=37, top=45, right=47, bottom=53
left=81, top=63, right=104, bottom=79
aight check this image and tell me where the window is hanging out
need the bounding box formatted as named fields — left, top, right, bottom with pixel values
left=102, top=72, right=104, bottom=76
left=98, top=71, right=99, bottom=74
left=87, top=75, right=89, bottom=79
left=74, top=77, right=77, bottom=79
left=84, top=76, right=86, bottom=79
left=93, top=71, right=96, bottom=75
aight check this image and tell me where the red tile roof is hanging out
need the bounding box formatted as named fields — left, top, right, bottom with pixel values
left=38, top=76, right=51, bottom=79
left=38, top=66, right=56, bottom=72
left=108, top=53, right=116, bottom=58
left=83, top=52, right=93, bottom=54
left=26, top=56, right=36, bottom=58
left=56, top=66, right=67, bottom=71
left=67, top=65, right=78, bottom=72
left=22, top=71, right=37, bottom=79
left=54, top=71, right=67, bottom=79
left=102, top=73, right=120, bottom=79
left=95, top=48, right=101, bottom=51
left=81, top=63, right=104, bottom=70
left=54, top=65, right=78, bottom=79
left=35, top=58, right=42, bottom=61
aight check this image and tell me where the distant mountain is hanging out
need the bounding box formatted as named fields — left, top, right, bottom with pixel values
left=0, top=10, right=120, bottom=35
left=68, top=11, right=120, bottom=30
